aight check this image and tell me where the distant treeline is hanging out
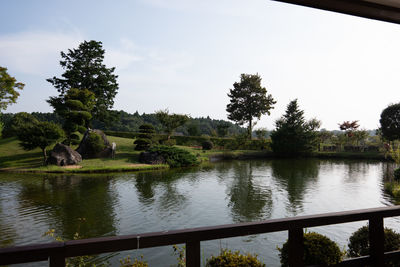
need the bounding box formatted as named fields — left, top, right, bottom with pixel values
left=1, top=110, right=246, bottom=137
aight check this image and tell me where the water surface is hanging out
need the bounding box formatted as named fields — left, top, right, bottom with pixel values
left=0, top=159, right=397, bottom=266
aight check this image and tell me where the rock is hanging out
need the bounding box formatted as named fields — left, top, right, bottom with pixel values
left=76, top=129, right=113, bottom=159
left=139, top=151, right=166, bottom=164
left=47, top=143, right=82, bottom=166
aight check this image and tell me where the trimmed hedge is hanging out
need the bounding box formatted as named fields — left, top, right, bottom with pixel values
left=148, top=145, right=199, bottom=167
left=105, top=131, right=271, bottom=151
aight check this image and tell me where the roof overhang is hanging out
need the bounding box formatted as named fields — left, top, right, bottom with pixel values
left=273, top=0, right=400, bottom=24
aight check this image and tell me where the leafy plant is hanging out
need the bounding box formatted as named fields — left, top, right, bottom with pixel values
left=347, top=225, right=400, bottom=258
left=148, top=145, right=199, bottom=167
left=278, top=232, right=343, bottom=266
left=119, top=255, right=148, bottom=267
left=86, top=132, right=106, bottom=155
left=172, top=245, right=186, bottom=267
left=206, top=249, right=265, bottom=267
left=202, top=140, right=214, bottom=150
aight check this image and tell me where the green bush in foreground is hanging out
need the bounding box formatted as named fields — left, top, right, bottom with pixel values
left=279, top=232, right=342, bottom=266
left=394, top=167, right=400, bottom=181
left=206, top=249, right=265, bottom=267
left=148, top=145, right=199, bottom=167
left=348, top=225, right=400, bottom=258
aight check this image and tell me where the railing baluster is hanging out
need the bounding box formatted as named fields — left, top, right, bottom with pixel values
left=186, top=240, right=200, bottom=267
left=288, top=228, right=304, bottom=267
left=49, top=253, right=65, bottom=267
left=369, top=217, right=384, bottom=267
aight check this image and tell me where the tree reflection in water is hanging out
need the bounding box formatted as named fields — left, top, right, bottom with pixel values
left=226, top=161, right=273, bottom=222
left=271, top=159, right=319, bottom=215
left=17, top=174, right=118, bottom=240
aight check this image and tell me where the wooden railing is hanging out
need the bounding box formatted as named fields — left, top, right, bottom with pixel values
left=2, top=206, right=400, bottom=266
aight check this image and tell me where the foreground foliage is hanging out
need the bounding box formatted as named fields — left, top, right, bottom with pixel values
left=279, top=232, right=343, bottom=266
left=347, top=225, right=400, bottom=258
left=206, top=249, right=265, bottom=267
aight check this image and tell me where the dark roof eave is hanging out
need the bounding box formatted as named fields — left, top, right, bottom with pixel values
left=272, top=0, right=400, bottom=25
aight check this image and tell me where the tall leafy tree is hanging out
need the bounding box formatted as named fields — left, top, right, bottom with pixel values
left=0, top=67, right=24, bottom=137
left=271, top=99, right=321, bottom=155
left=155, top=109, right=189, bottom=140
left=17, top=121, right=64, bottom=163
left=0, top=67, right=24, bottom=110
left=226, top=73, right=276, bottom=139
left=47, top=40, right=118, bottom=123
left=380, top=103, right=400, bottom=142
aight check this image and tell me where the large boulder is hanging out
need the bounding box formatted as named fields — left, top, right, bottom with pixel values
left=139, top=151, right=166, bottom=164
left=76, top=129, right=113, bottom=159
left=47, top=143, right=82, bottom=166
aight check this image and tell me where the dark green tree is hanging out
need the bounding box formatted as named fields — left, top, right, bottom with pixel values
left=17, top=121, right=64, bottom=163
left=380, top=103, right=400, bottom=142
left=134, top=124, right=155, bottom=150
left=271, top=99, right=321, bottom=155
left=2, top=112, right=39, bottom=138
left=155, top=109, right=189, bottom=140
left=55, top=88, right=95, bottom=144
left=187, top=122, right=200, bottom=136
left=226, top=73, right=276, bottom=139
left=47, top=40, right=118, bottom=123
left=216, top=122, right=230, bottom=137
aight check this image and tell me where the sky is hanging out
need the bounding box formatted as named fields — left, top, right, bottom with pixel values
left=1, top=0, right=400, bottom=130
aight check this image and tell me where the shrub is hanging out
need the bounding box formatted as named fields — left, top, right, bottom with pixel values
left=206, top=249, right=265, bottom=267
left=348, top=225, right=400, bottom=258
left=134, top=138, right=152, bottom=151
left=160, top=138, right=176, bottom=146
left=120, top=255, right=148, bottom=267
left=394, top=168, right=400, bottom=181
left=86, top=132, right=105, bottom=155
left=148, top=145, right=199, bottom=167
left=279, top=232, right=342, bottom=266
left=77, top=126, right=87, bottom=134
left=202, top=140, right=214, bottom=150
left=134, top=124, right=155, bottom=151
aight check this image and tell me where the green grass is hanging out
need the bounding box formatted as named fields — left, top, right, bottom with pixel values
left=0, top=136, right=168, bottom=173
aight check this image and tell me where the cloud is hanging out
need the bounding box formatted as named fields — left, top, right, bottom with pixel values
left=0, top=31, right=83, bottom=75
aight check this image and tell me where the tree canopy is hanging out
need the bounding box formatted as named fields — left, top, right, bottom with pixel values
left=155, top=109, right=189, bottom=140
left=47, top=40, right=118, bottom=123
left=17, top=121, right=64, bottom=163
left=0, top=67, right=24, bottom=111
left=380, top=103, right=400, bottom=142
left=226, top=73, right=275, bottom=139
left=271, top=99, right=320, bottom=155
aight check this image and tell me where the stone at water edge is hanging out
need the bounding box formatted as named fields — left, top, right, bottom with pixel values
left=47, top=143, right=82, bottom=166
left=76, top=129, right=113, bottom=159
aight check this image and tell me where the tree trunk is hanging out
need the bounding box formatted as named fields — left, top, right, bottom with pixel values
left=248, top=119, right=252, bottom=140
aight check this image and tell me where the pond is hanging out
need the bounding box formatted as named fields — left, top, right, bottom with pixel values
left=0, top=158, right=398, bottom=266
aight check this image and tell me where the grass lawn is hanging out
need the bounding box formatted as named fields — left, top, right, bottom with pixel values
left=0, top=136, right=168, bottom=173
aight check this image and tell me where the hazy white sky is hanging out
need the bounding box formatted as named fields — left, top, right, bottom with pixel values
left=1, top=0, right=400, bottom=130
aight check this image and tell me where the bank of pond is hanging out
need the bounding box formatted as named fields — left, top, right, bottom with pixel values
left=0, top=158, right=399, bottom=266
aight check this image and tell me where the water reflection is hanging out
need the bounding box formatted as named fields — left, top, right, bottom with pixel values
left=226, top=161, right=273, bottom=222
left=17, top=175, right=118, bottom=239
left=271, top=159, right=319, bottom=215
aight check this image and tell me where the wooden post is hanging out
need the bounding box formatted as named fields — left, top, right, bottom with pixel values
left=186, top=240, right=200, bottom=267
left=369, top=217, right=384, bottom=267
left=49, top=253, right=65, bottom=267
left=288, top=228, right=304, bottom=267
